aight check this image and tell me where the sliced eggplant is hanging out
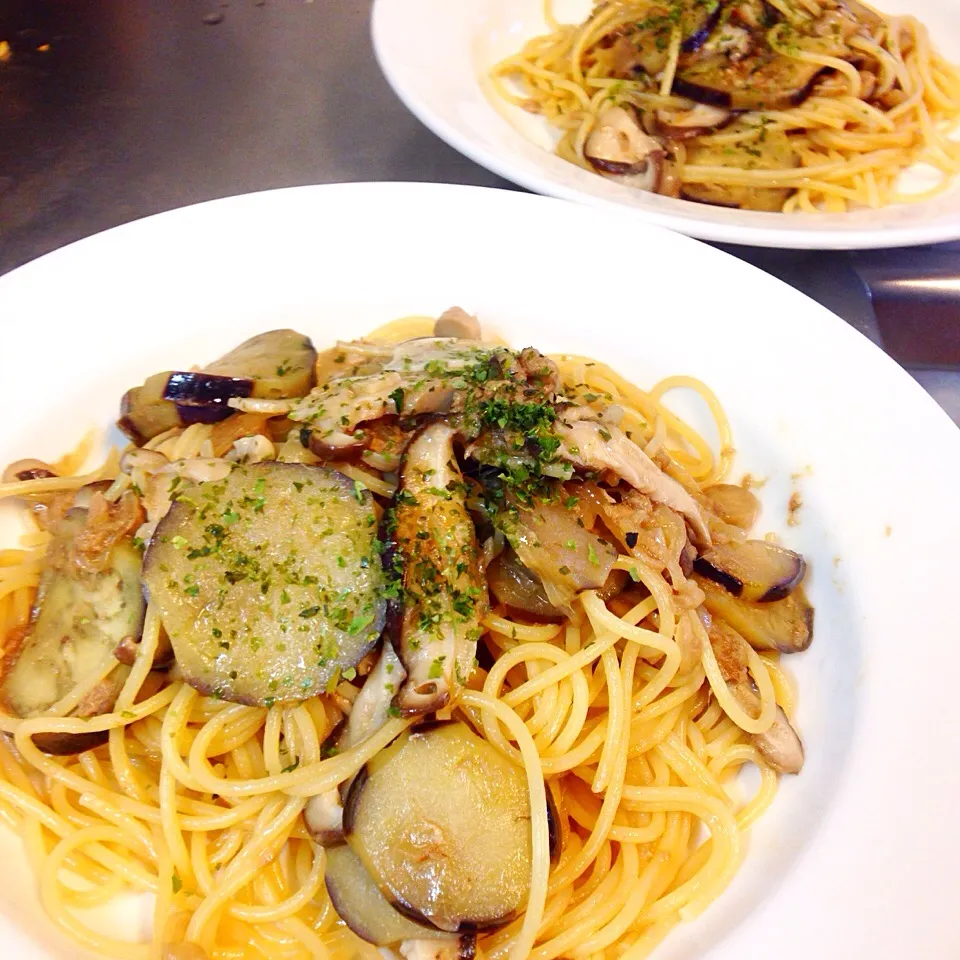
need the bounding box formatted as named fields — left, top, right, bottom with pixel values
left=344, top=722, right=533, bottom=932
left=694, top=538, right=805, bottom=602
left=674, top=50, right=825, bottom=111
left=1, top=487, right=144, bottom=754
left=498, top=496, right=618, bottom=616
left=392, top=423, right=487, bottom=715
left=680, top=0, right=726, bottom=52
left=680, top=130, right=799, bottom=212
left=702, top=483, right=760, bottom=530
left=324, top=844, right=449, bottom=946
left=696, top=574, right=813, bottom=652
left=142, top=463, right=386, bottom=705
left=205, top=329, right=317, bottom=399
left=162, top=372, right=254, bottom=408
left=487, top=548, right=626, bottom=621
left=117, top=372, right=182, bottom=444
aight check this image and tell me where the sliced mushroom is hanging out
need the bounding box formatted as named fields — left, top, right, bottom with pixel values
left=694, top=538, right=806, bottom=602
left=707, top=617, right=804, bottom=773
left=304, top=790, right=345, bottom=846
left=554, top=407, right=711, bottom=547
left=654, top=103, right=733, bottom=140
left=584, top=107, right=666, bottom=193
left=392, top=423, right=487, bottom=715
left=290, top=341, right=526, bottom=457
left=340, top=642, right=407, bottom=753
left=434, top=307, right=481, bottom=341
left=400, top=937, right=477, bottom=960
left=142, top=463, right=386, bottom=705
left=224, top=434, right=276, bottom=465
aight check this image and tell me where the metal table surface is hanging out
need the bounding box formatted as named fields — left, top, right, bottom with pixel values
left=1, top=0, right=959, bottom=424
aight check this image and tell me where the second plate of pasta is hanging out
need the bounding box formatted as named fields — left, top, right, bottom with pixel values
left=372, top=0, right=960, bottom=248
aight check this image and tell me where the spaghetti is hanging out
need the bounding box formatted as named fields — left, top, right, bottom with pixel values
left=490, top=0, right=960, bottom=211
left=0, top=314, right=808, bottom=960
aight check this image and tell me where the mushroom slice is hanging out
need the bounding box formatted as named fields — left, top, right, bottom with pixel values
left=400, top=937, right=477, bottom=960
left=654, top=103, right=733, bottom=140
left=0, top=486, right=144, bottom=755
left=392, top=424, right=487, bottom=715
left=142, top=463, right=386, bottom=705
left=344, top=722, right=533, bottom=931
left=584, top=107, right=666, bottom=193
left=304, top=790, right=346, bottom=846
left=707, top=617, right=804, bottom=773
left=694, top=538, right=806, bottom=602
left=554, top=408, right=711, bottom=547
left=434, top=307, right=481, bottom=341
left=696, top=574, right=813, bottom=653
left=341, top=642, right=407, bottom=753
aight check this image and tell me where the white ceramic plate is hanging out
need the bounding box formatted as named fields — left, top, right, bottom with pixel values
left=0, top=182, right=958, bottom=959
left=372, top=0, right=960, bottom=249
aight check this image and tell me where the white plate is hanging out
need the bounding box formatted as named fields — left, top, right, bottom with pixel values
left=372, top=0, right=960, bottom=249
left=0, top=182, right=958, bottom=959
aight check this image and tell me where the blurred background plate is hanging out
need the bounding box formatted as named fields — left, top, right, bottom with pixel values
left=372, top=0, right=960, bottom=249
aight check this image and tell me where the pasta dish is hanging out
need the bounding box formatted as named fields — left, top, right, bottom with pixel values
left=490, top=0, right=960, bottom=212
left=0, top=309, right=812, bottom=960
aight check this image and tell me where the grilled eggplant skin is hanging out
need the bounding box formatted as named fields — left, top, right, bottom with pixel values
left=142, top=462, right=386, bottom=706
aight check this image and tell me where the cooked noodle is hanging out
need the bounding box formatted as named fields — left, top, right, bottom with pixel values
left=490, top=0, right=960, bottom=211
left=0, top=316, right=798, bottom=960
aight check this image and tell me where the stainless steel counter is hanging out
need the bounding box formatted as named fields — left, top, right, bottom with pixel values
left=1, top=0, right=958, bottom=423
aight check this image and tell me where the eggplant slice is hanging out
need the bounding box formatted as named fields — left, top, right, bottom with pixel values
left=324, top=844, right=456, bottom=947
left=696, top=574, right=813, bottom=653
left=117, top=330, right=316, bottom=444
left=694, top=538, right=805, bottom=602
left=673, top=50, right=826, bottom=111
left=680, top=130, right=799, bottom=212
left=1, top=486, right=144, bottom=754
left=204, top=329, right=317, bottom=399
left=391, top=423, right=487, bottom=715
left=344, top=722, right=534, bottom=932
left=142, top=462, right=385, bottom=705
